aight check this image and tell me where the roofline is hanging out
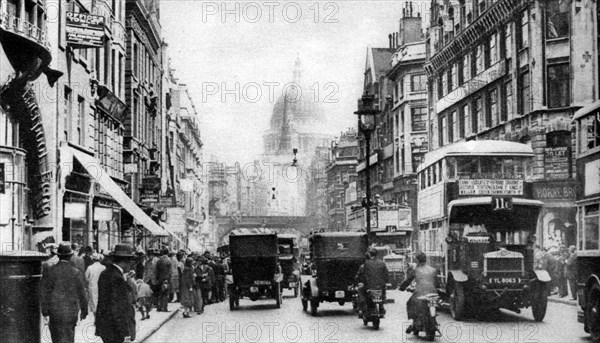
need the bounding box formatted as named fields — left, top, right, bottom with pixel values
left=573, top=100, right=600, bottom=121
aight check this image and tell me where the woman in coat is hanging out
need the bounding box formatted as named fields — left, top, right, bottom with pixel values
left=181, top=258, right=195, bottom=317
left=85, top=253, right=105, bottom=315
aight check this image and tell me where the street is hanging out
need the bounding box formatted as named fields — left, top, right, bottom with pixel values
left=146, top=288, right=587, bottom=343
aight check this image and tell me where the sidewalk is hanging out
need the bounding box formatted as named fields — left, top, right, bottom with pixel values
left=548, top=293, right=578, bottom=306
left=42, top=303, right=180, bottom=343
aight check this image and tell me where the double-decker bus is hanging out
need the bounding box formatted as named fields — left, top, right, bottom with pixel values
left=574, top=102, right=600, bottom=342
left=416, top=140, right=550, bottom=321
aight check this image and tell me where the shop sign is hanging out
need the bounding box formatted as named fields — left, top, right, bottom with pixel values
left=66, top=12, right=105, bottom=48
left=141, top=177, right=160, bottom=203
left=544, top=147, right=571, bottom=179
left=0, top=163, right=4, bottom=194
left=94, top=206, right=113, bottom=221
left=459, top=179, right=523, bottom=196
left=64, top=202, right=87, bottom=219
left=533, top=181, right=576, bottom=201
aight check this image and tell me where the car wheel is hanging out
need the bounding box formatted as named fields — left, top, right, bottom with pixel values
left=532, top=282, right=548, bottom=322
left=588, top=283, right=600, bottom=343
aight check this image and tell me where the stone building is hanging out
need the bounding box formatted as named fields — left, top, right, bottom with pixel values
left=326, top=129, right=358, bottom=231
left=424, top=0, right=598, bottom=248
left=386, top=4, right=427, bottom=235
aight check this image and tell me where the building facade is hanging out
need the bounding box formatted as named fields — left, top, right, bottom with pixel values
left=424, top=0, right=598, bottom=248
left=326, top=129, right=358, bottom=231
left=387, top=5, right=427, bottom=236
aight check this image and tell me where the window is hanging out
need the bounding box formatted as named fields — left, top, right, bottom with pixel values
left=458, top=106, right=466, bottom=138
left=580, top=112, right=600, bottom=153
left=458, top=58, right=464, bottom=86
left=489, top=33, right=498, bottom=65
left=547, top=62, right=570, bottom=108
left=463, top=103, right=470, bottom=136
left=411, top=74, right=427, bottom=92
left=519, top=69, right=531, bottom=114
left=584, top=204, right=599, bottom=250
left=471, top=49, right=478, bottom=77
left=504, top=24, right=512, bottom=58
left=450, top=110, right=457, bottom=142
left=78, top=96, right=85, bottom=146
left=502, top=81, right=512, bottom=122
left=111, top=50, right=116, bottom=92
left=133, top=43, right=138, bottom=76
left=487, top=88, right=498, bottom=127
left=517, top=11, right=529, bottom=50
left=412, top=107, right=427, bottom=131
left=447, top=66, right=454, bottom=93
left=476, top=44, right=484, bottom=75
left=440, top=115, right=448, bottom=145
left=437, top=76, right=444, bottom=99
left=64, top=86, right=72, bottom=141
left=463, top=54, right=470, bottom=82
left=472, top=97, right=482, bottom=134
left=484, top=37, right=491, bottom=69
left=442, top=72, right=448, bottom=97
left=546, top=0, right=569, bottom=39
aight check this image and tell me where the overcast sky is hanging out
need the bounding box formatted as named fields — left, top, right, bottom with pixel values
left=161, top=0, right=430, bottom=163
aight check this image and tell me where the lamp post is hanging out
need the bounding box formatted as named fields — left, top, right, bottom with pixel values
left=354, top=94, right=379, bottom=246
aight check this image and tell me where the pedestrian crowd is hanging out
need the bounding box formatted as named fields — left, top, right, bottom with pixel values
left=534, top=243, right=578, bottom=300
left=39, top=241, right=228, bottom=343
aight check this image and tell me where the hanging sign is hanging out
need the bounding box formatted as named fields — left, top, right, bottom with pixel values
left=66, top=12, right=105, bottom=48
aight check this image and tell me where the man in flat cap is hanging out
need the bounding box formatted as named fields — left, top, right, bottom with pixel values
left=39, top=242, right=88, bottom=343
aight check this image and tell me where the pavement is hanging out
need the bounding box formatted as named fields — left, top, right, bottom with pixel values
left=41, top=302, right=180, bottom=343
left=547, top=286, right=578, bottom=306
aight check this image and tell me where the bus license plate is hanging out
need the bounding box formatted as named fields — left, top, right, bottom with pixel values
left=335, top=291, right=345, bottom=298
left=489, top=277, right=519, bottom=284
left=250, top=287, right=258, bottom=293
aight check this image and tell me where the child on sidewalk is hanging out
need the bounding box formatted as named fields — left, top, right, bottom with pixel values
left=136, top=278, right=153, bottom=320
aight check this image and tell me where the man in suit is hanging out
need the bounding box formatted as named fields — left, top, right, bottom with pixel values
left=39, top=242, right=88, bottom=343
left=155, top=248, right=172, bottom=312
left=95, top=244, right=136, bottom=343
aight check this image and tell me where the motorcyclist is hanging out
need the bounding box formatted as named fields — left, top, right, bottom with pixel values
left=355, top=247, right=389, bottom=316
left=399, top=251, right=439, bottom=333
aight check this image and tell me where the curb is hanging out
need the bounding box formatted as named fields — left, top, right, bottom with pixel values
left=547, top=297, right=577, bottom=307
left=136, top=308, right=180, bottom=343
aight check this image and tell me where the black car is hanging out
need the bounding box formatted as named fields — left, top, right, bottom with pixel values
left=301, top=232, right=368, bottom=316
left=278, top=234, right=301, bottom=297
left=228, top=232, right=282, bottom=310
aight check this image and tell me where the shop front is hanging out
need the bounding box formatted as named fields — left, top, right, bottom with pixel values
left=533, top=180, right=577, bottom=249
left=62, top=146, right=171, bottom=251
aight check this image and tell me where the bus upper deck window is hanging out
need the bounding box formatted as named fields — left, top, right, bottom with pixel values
left=447, top=157, right=457, bottom=179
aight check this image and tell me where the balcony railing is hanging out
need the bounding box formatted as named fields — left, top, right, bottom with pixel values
left=0, top=12, right=50, bottom=51
left=425, top=0, right=529, bottom=76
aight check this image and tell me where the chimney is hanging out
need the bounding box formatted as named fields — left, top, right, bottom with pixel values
left=388, top=34, right=393, bottom=49
left=403, top=8, right=406, bottom=18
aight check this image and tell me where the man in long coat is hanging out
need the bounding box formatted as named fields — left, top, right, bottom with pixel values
left=95, top=244, right=136, bottom=343
left=39, top=242, right=88, bottom=343
left=155, top=248, right=172, bottom=311
left=85, top=253, right=106, bottom=315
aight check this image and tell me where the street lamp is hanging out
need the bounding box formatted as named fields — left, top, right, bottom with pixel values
left=354, top=94, right=380, bottom=246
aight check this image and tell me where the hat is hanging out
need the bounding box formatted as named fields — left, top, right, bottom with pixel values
left=110, top=243, right=135, bottom=258
left=56, top=243, right=73, bottom=256
left=368, top=247, right=379, bottom=257
left=91, top=253, right=102, bottom=261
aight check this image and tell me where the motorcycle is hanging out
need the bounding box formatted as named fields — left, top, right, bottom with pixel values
left=357, top=287, right=385, bottom=330
left=405, top=286, right=440, bottom=341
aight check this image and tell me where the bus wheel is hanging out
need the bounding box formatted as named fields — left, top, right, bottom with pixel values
left=450, top=283, right=466, bottom=321
left=532, top=283, right=548, bottom=322
left=588, top=284, right=600, bottom=343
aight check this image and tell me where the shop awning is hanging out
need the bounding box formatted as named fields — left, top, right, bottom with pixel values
left=69, top=147, right=169, bottom=237
left=161, top=224, right=186, bottom=246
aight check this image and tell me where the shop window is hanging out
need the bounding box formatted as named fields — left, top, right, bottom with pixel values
left=547, top=62, right=570, bottom=108
left=580, top=112, right=600, bottom=153
left=546, top=0, right=569, bottom=39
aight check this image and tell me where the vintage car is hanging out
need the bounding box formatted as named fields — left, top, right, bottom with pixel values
left=227, top=232, right=283, bottom=310
left=301, top=232, right=368, bottom=316
left=278, top=234, right=301, bottom=297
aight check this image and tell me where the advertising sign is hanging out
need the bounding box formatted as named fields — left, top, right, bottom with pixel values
left=459, top=179, right=523, bottom=196
left=66, top=12, right=105, bottom=48
left=544, top=146, right=571, bottom=179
